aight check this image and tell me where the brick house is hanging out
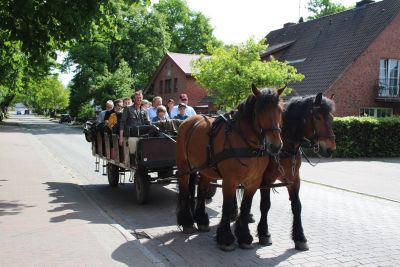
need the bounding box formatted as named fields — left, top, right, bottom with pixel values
left=262, top=0, right=400, bottom=117
left=145, top=52, right=212, bottom=114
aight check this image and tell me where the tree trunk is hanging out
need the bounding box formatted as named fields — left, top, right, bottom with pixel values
left=0, top=94, right=16, bottom=114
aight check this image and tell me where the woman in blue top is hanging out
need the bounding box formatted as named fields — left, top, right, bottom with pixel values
left=173, top=103, right=189, bottom=120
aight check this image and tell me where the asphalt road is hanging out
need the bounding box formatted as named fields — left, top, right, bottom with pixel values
left=7, top=114, right=400, bottom=266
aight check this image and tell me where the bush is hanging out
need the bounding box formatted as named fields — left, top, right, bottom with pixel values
left=77, top=103, right=95, bottom=122
left=333, top=116, right=400, bottom=157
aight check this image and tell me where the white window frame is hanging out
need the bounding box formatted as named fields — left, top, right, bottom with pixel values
left=359, top=107, right=393, bottom=117
left=379, top=59, right=400, bottom=97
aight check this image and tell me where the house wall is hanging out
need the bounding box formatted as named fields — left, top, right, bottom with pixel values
left=151, top=56, right=210, bottom=111
left=326, top=12, right=400, bottom=116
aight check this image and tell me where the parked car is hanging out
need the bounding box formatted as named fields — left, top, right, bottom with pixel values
left=59, top=114, right=72, bottom=123
left=16, top=111, right=21, bottom=115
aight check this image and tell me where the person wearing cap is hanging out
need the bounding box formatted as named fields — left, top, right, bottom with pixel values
left=148, top=96, right=170, bottom=121
left=173, top=103, right=189, bottom=120
left=170, top=93, right=196, bottom=118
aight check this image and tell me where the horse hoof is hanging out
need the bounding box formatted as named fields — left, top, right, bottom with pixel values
left=218, top=243, right=236, bottom=251
left=197, top=224, right=210, bottom=232
left=295, top=241, right=309, bottom=251
left=259, top=236, right=272, bottom=246
left=239, top=242, right=254, bottom=249
left=182, top=226, right=197, bottom=234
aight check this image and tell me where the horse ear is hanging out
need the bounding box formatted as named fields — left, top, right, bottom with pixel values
left=277, top=85, right=287, bottom=96
left=251, top=84, right=261, bottom=97
left=314, top=93, right=322, bottom=107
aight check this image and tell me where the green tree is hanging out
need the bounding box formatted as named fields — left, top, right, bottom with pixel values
left=23, top=75, right=70, bottom=115
left=94, top=60, right=134, bottom=105
left=307, top=0, right=349, bottom=20
left=153, top=0, right=222, bottom=54
left=66, top=2, right=171, bottom=115
left=192, top=38, right=304, bottom=109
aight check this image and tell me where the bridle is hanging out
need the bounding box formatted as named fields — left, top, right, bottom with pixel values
left=250, top=110, right=282, bottom=155
left=303, top=107, right=335, bottom=153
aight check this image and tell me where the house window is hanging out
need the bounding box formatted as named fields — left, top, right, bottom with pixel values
left=174, top=78, right=178, bottom=92
left=360, top=107, right=393, bottom=117
left=379, top=59, right=399, bottom=97
left=159, top=80, right=163, bottom=94
left=165, top=79, right=172, bottom=93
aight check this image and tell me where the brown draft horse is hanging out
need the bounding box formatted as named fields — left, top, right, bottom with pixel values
left=256, top=93, right=336, bottom=251
left=176, top=85, right=284, bottom=251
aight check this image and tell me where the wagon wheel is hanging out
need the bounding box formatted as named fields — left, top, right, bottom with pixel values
left=107, top=163, right=119, bottom=187
left=134, top=171, right=150, bottom=204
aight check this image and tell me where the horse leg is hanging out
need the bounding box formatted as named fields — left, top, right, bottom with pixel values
left=177, top=172, right=196, bottom=234
left=194, top=174, right=210, bottom=232
left=231, top=188, right=254, bottom=223
left=216, top=182, right=237, bottom=251
left=289, top=178, right=309, bottom=251
left=234, top=187, right=256, bottom=249
left=257, top=184, right=272, bottom=246
left=230, top=190, right=239, bottom=222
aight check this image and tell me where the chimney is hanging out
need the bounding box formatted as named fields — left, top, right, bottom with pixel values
left=283, top=22, right=296, bottom=28
left=356, top=0, right=374, bottom=8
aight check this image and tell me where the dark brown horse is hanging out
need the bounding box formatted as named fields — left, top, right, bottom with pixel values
left=256, top=93, right=336, bottom=251
left=176, top=85, right=284, bottom=251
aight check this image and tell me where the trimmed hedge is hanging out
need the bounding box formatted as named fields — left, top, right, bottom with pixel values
left=333, top=116, right=400, bottom=157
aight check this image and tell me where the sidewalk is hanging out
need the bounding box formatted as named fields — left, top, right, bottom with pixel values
left=301, top=157, right=400, bottom=202
left=0, top=120, right=164, bottom=266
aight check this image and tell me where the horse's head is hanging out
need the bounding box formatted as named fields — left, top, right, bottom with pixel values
left=304, top=93, right=336, bottom=157
left=248, top=84, right=284, bottom=156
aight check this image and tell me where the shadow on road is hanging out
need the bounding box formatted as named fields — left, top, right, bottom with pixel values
left=0, top=200, right=35, bottom=216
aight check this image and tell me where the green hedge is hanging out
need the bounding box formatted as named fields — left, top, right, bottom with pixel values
left=333, top=116, right=400, bottom=157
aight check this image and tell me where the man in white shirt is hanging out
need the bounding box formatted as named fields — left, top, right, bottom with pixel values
left=148, top=96, right=170, bottom=121
left=170, top=93, right=196, bottom=118
left=96, top=100, right=114, bottom=125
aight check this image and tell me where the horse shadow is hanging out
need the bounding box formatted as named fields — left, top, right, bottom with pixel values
left=111, top=224, right=301, bottom=267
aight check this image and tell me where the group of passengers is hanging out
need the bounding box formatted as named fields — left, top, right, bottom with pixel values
left=96, top=90, right=197, bottom=146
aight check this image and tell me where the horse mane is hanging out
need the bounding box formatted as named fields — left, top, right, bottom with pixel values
left=283, top=95, right=335, bottom=141
left=233, top=88, right=281, bottom=124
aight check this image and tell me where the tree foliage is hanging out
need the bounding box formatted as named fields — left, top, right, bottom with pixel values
left=14, top=75, right=69, bottom=114
left=153, top=0, right=222, bottom=54
left=66, top=2, right=171, bottom=116
left=307, top=0, right=349, bottom=20
left=192, top=38, right=304, bottom=109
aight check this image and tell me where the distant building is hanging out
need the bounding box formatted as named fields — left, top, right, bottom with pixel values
left=15, top=103, right=30, bottom=115
left=262, top=0, right=400, bottom=117
left=145, top=52, right=215, bottom=114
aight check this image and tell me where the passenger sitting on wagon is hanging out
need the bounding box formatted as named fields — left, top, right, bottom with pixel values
left=119, top=90, right=150, bottom=146
left=104, top=99, right=123, bottom=133
left=173, top=103, right=189, bottom=121
left=96, top=100, right=114, bottom=125
left=151, top=105, right=169, bottom=123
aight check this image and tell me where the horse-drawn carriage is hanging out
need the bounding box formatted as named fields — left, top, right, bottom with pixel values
left=84, top=120, right=182, bottom=204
